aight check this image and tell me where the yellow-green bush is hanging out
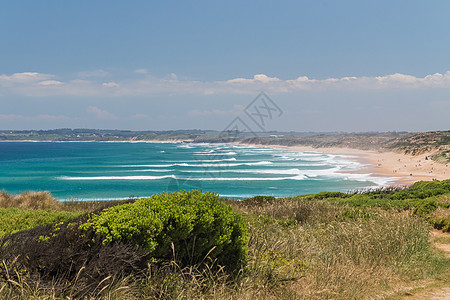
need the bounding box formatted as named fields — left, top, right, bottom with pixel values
left=0, top=207, right=82, bottom=237
left=80, top=190, right=248, bottom=272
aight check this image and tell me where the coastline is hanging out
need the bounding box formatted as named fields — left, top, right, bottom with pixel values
left=2, top=139, right=449, bottom=186
left=240, top=143, right=450, bottom=186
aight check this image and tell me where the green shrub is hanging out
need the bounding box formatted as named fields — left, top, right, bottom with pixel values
left=432, top=217, right=450, bottom=232
left=80, top=190, right=248, bottom=271
left=390, top=191, right=410, bottom=200
left=313, top=191, right=348, bottom=199
left=0, top=215, right=150, bottom=298
left=410, top=179, right=450, bottom=193
left=413, top=199, right=438, bottom=216
left=429, top=208, right=450, bottom=232
left=0, top=207, right=82, bottom=237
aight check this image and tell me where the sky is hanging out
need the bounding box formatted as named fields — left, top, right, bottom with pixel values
left=1, top=0, right=450, bottom=132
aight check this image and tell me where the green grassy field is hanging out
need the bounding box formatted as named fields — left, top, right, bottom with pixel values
left=0, top=182, right=449, bottom=299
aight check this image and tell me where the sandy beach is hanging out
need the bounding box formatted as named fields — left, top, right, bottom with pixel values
left=242, top=144, right=450, bottom=186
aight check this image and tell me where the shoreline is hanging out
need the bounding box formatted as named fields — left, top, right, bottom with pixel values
left=239, top=143, right=449, bottom=185
left=2, top=139, right=449, bottom=186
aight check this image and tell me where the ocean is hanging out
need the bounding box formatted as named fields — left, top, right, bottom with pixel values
left=0, top=141, right=392, bottom=200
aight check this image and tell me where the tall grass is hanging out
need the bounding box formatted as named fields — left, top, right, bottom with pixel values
left=234, top=204, right=444, bottom=299
left=0, top=190, right=137, bottom=213
left=0, top=190, right=62, bottom=210
left=135, top=198, right=447, bottom=299
left=0, top=192, right=448, bottom=299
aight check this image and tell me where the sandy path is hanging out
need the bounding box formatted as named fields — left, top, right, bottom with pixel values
left=397, top=230, right=450, bottom=299
left=432, top=230, right=450, bottom=259
left=418, top=288, right=450, bottom=300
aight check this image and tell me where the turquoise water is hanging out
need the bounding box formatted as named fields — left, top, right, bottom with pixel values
left=0, top=142, right=392, bottom=200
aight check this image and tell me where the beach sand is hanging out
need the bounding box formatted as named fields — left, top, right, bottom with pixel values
left=242, top=144, right=450, bottom=186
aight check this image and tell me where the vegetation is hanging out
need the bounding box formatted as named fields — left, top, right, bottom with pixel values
left=385, top=131, right=450, bottom=163
left=0, top=184, right=449, bottom=299
left=0, top=208, right=81, bottom=237
left=0, top=190, right=63, bottom=210
left=80, top=190, right=248, bottom=272
left=299, top=179, right=450, bottom=232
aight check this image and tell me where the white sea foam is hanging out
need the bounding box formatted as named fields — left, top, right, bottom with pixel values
left=194, top=157, right=237, bottom=162
left=182, top=168, right=305, bottom=175
left=108, top=168, right=174, bottom=173
left=130, top=169, right=174, bottom=172
left=57, top=170, right=393, bottom=186
left=61, top=144, right=392, bottom=187
left=179, top=175, right=307, bottom=181
left=194, top=151, right=237, bottom=156
left=182, top=161, right=273, bottom=167
left=58, top=175, right=176, bottom=180
left=177, top=144, right=195, bottom=149
left=122, top=164, right=174, bottom=167
left=122, top=161, right=272, bottom=168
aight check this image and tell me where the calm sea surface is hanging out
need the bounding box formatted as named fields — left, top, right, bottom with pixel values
left=0, top=142, right=392, bottom=200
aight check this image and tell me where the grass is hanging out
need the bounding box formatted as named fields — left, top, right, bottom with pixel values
left=227, top=200, right=448, bottom=299
left=295, top=180, right=450, bottom=232
left=0, top=190, right=62, bottom=210
left=0, top=190, right=135, bottom=238
left=0, top=186, right=449, bottom=299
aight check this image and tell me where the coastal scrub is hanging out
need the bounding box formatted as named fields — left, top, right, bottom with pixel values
left=80, top=190, right=248, bottom=272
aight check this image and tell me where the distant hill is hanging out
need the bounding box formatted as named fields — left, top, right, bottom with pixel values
left=240, top=131, right=450, bottom=163
left=385, top=131, right=450, bottom=163
left=0, top=129, right=213, bottom=142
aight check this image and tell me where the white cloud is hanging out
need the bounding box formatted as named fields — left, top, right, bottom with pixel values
left=2, top=71, right=450, bottom=97
left=227, top=74, right=280, bottom=84
left=102, top=81, right=119, bottom=87
left=38, top=80, right=64, bottom=86
left=0, top=72, right=54, bottom=84
left=86, top=106, right=117, bottom=119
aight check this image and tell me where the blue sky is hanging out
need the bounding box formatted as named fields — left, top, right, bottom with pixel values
left=1, top=0, right=450, bottom=132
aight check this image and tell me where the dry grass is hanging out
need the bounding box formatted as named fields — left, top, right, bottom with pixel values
left=0, top=194, right=448, bottom=299
left=0, top=190, right=136, bottom=213
left=236, top=209, right=437, bottom=299
left=0, top=190, right=62, bottom=210
left=224, top=196, right=343, bottom=225
left=0, top=270, right=135, bottom=300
